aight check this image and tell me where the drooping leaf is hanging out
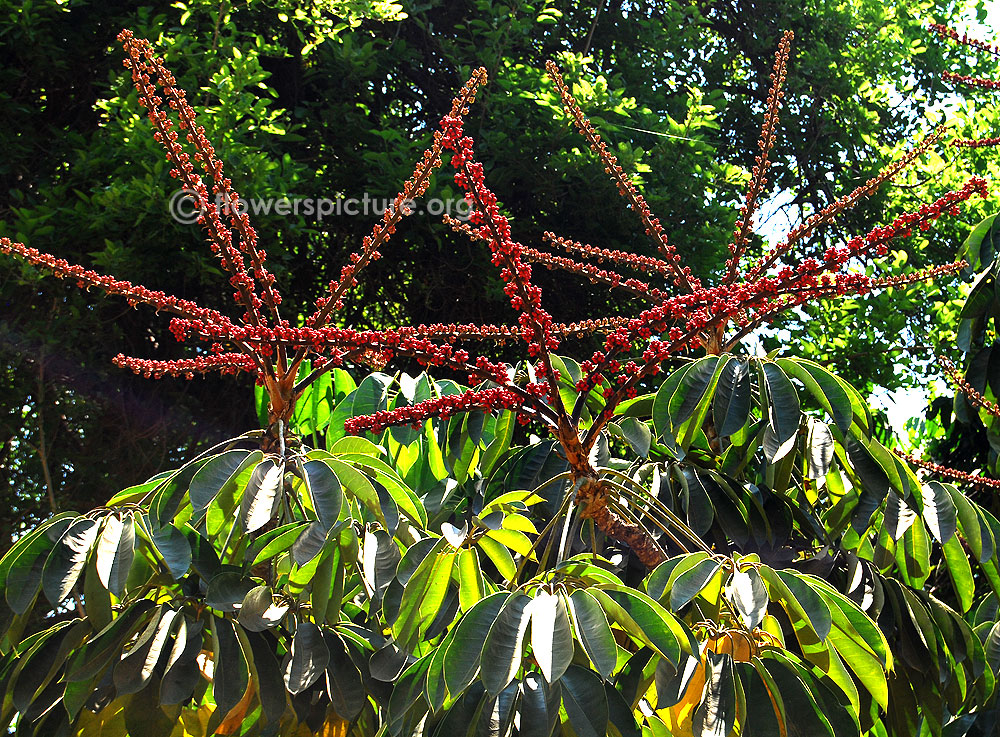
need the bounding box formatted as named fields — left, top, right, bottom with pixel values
left=160, top=616, right=204, bottom=705
left=206, top=571, right=257, bottom=613
left=481, top=593, right=532, bottom=694
left=567, top=589, right=617, bottom=679
left=559, top=665, right=609, bottom=737
left=303, top=459, right=343, bottom=531
left=95, top=513, right=135, bottom=597
left=529, top=591, right=573, bottom=683
left=325, top=632, right=366, bottom=720
left=519, top=672, right=561, bottom=737
left=713, top=358, right=751, bottom=437
left=760, top=361, right=801, bottom=463
left=444, top=592, right=510, bottom=696
left=670, top=557, right=722, bottom=611
left=922, top=481, right=958, bottom=544
left=189, top=450, right=256, bottom=514
left=240, top=459, right=284, bottom=534
left=238, top=585, right=287, bottom=632
left=41, top=517, right=100, bottom=606
left=150, top=524, right=193, bottom=580
left=692, top=651, right=735, bottom=737
left=726, top=568, right=767, bottom=629
left=392, top=545, right=457, bottom=652
left=284, top=621, right=330, bottom=694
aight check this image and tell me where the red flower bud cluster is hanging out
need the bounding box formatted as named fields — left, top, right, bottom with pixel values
left=114, top=352, right=257, bottom=379
left=941, top=355, right=1000, bottom=419
left=344, top=386, right=525, bottom=434
left=942, top=70, right=1000, bottom=90
left=542, top=232, right=674, bottom=279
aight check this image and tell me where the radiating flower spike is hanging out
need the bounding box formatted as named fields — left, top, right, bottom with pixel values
left=545, top=60, right=700, bottom=293
left=722, top=30, right=793, bottom=284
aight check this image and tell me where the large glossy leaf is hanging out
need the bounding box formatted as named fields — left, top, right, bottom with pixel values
left=189, top=450, right=257, bottom=514
left=559, top=665, right=609, bottom=737
left=567, top=589, right=617, bottom=679
left=392, top=545, right=457, bottom=652
left=713, top=358, right=751, bottom=437
left=210, top=616, right=251, bottom=733
left=150, top=523, right=193, bottom=580
left=726, top=568, right=767, bottom=629
left=477, top=678, right=520, bottom=737
left=589, top=587, right=692, bottom=665
left=160, top=616, right=204, bottom=705
left=238, top=585, right=287, bottom=632
left=150, top=456, right=211, bottom=527
left=760, top=361, right=800, bottom=463
left=10, top=619, right=88, bottom=714
left=95, top=513, right=135, bottom=597
left=4, top=515, right=74, bottom=614
left=922, top=481, right=957, bottom=544
left=481, top=593, right=532, bottom=694
left=692, top=651, right=735, bottom=737
left=761, top=568, right=832, bottom=640
left=444, top=592, right=511, bottom=696
left=325, top=631, right=366, bottom=719
left=114, top=607, right=178, bottom=695
left=206, top=571, right=257, bottom=612
left=284, top=621, right=329, bottom=694
left=529, top=591, right=573, bottom=683
left=775, top=357, right=853, bottom=434
left=303, top=459, right=343, bottom=530
left=240, top=458, right=284, bottom=534
left=670, top=557, right=722, bottom=611
left=520, top=672, right=560, bottom=737
left=65, top=600, right=156, bottom=682
left=41, top=517, right=100, bottom=606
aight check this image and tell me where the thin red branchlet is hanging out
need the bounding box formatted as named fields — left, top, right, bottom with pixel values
left=895, top=449, right=1000, bottom=491
left=930, top=23, right=1000, bottom=148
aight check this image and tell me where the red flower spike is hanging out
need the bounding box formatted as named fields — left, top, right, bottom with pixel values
left=722, top=31, right=793, bottom=285
left=894, top=448, right=1000, bottom=490
left=545, top=61, right=701, bottom=294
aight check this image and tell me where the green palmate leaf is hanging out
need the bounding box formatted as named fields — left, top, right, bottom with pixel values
left=113, top=607, right=179, bottom=696
left=458, top=547, right=486, bottom=612
left=726, top=568, right=767, bottom=629
left=392, top=545, right=457, bottom=652
left=761, top=568, right=832, bottom=640
left=567, top=589, right=617, bottom=679
left=693, top=651, right=736, bottom=737
left=520, top=672, right=561, bottom=737
left=160, top=616, right=204, bottom=705
left=922, top=481, right=958, bottom=544
left=529, top=591, right=573, bottom=683
left=246, top=630, right=287, bottom=727
left=651, top=362, right=696, bottom=440
left=645, top=552, right=710, bottom=602
left=559, top=665, right=609, bottom=737
left=325, top=631, right=366, bottom=720
left=477, top=677, right=520, bottom=737
left=206, top=571, right=257, bottom=613
left=713, top=357, right=751, bottom=437
left=945, top=484, right=993, bottom=563
left=150, top=524, right=193, bottom=580
left=477, top=534, right=517, bottom=580
left=589, top=587, right=692, bottom=665
left=284, top=621, right=329, bottom=695
left=481, top=592, right=532, bottom=695
left=805, top=419, right=834, bottom=481
left=774, top=357, right=854, bottom=435
left=42, top=517, right=100, bottom=606
left=209, top=616, right=250, bottom=734
left=250, top=521, right=310, bottom=566
left=4, top=515, right=74, bottom=614
left=238, top=585, right=286, bottom=632
left=619, top=417, right=652, bottom=458
left=240, top=458, right=284, bottom=534
left=387, top=654, right=433, bottom=736
left=669, top=557, right=722, bottom=611
left=942, top=534, right=975, bottom=614
left=884, top=490, right=916, bottom=541
left=150, top=456, right=212, bottom=527
left=444, top=592, right=510, bottom=697
left=896, top=517, right=931, bottom=587
left=303, top=459, right=343, bottom=531
left=65, top=600, right=156, bottom=682
left=189, top=450, right=257, bottom=514
left=95, top=513, right=135, bottom=597
left=10, top=619, right=88, bottom=715
left=760, top=361, right=801, bottom=463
